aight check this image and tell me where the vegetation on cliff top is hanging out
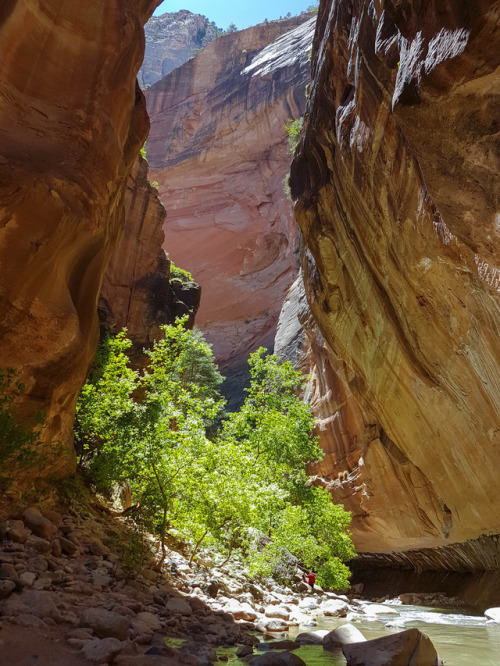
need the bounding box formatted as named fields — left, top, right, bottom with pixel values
left=74, top=320, right=354, bottom=589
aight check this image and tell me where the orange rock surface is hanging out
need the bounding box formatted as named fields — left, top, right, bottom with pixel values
left=0, top=0, right=158, bottom=480
left=290, top=0, right=500, bottom=561
left=146, top=17, right=314, bottom=387
left=100, top=156, right=200, bottom=367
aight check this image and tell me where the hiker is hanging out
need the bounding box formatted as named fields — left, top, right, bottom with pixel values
left=304, top=571, right=316, bottom=590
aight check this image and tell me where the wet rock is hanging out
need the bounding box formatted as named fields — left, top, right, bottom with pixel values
left=82, top=637, right=123, bottom=663
left=237, top=645, right=254, bottom=657
left=323, top=624, right=366, bottom=650
left=82, top=607, right=130, bottom=640
left=342, top=628, right=443, bottom=666
left=23, top=508, right=57, bottom=540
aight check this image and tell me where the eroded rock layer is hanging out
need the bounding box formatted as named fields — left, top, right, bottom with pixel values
left=290, top=0, right=500, bottom=561
left=145, top=17, right=314, bottom=393
left=0, top=0, right=159, bottom=480
left=100, top=156, right=200, bottom=367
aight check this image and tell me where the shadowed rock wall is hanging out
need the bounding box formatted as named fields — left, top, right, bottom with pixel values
left=290, top=0, right=500, bottom=563
left=100, top=156, right=200, bottom=368
left=0, top=0, right=160, bottom=482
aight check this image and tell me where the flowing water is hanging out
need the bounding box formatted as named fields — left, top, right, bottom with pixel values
left=217, top=603, right=500, bottom=665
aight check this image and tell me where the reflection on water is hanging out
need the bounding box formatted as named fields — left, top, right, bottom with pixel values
left=218, top=605, right=500, bottom=665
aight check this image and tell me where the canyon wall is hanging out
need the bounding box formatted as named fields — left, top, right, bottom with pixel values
left=139, top=10, right=221, bottom=88
left=0, top=0, right=159, bottom=482
left=146, top=16, right=314, bottom=399
left=100, top=156, right=200, bottom=368
left=290, top=0, right=500, bottom=566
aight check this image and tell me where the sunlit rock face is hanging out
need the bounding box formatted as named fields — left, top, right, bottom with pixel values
left=100, top=156, right=200, bottom=368
left=139, top=10, right=221, bottom=88
left=146, top=16, right=314, bottom=397
left=290, top=0, right=500, bottom=561
left=0, top=0, right=158, bottom=481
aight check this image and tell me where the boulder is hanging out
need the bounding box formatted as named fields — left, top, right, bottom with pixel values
left=265, top=605, right=290, bottom=620
left=23, top=508, right=57, bottom=540
left=166, top=597, right=193, bottom=616
left=298, top=597, right=319, bottom=611
left=81, top=607, right=129, bottom=641
left=225, top=599, right=259, bottom=621
left=321, top=599, right=350, bottom=617
left=295, top=630, right=328, bottom=645
left=82, top=637, right=123, bottom=663
left=255, top=618, right=289, bottom=633
left=485, top=607, right=500, bottom=623
left=342, top=628, right=443, bottom=666
left=323, top=624, right=366, bottom=650
left=7, top=526, right=29, bottom=543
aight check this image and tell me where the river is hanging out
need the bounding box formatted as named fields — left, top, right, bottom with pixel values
left=217, top=602, right=500, bottom=664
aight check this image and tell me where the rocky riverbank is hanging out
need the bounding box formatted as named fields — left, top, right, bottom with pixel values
left=1, top=499, right=498, bottom=665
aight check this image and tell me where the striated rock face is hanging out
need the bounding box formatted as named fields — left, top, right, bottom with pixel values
left=146, top=16, right=314, bottom=399
left=0, top=0, right=159, bottom=480
left=290, top=0, right=500, bottom=563
left=100, top=156, right=200, bottom=367
left=139, top=10, right=221, bottom=88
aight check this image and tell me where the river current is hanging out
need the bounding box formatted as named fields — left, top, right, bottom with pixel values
left=218, top=602, right=500, bottom=665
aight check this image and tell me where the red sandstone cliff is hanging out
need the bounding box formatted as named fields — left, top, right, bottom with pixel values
left=145, top=16, right=315, bottom=399
left=0, top=0, right=159, bottom=482
left=289, top=0, right=500, bottom=567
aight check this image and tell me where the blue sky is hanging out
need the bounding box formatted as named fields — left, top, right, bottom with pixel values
left=153, top=1, right=317, bottom=30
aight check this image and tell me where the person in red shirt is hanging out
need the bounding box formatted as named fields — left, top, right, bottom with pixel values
left=304, top=572, right=316, bottom=590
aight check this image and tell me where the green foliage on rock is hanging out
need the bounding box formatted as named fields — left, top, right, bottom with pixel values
left=74, top=326, right=354, bottom=589
left=285, top=117, right=304, bottom=154
left=168, top=260, right=194, bottom=283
